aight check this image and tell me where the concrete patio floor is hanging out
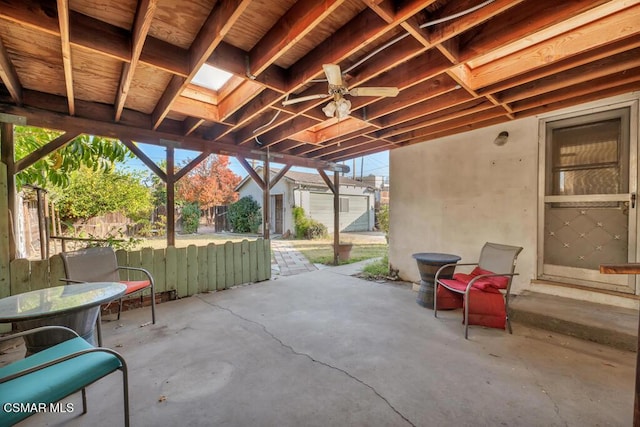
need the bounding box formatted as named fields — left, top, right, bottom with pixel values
left=12, top=261, right=636, bottom=426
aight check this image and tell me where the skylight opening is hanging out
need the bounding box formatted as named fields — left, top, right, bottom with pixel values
left=192, top=64, right=233, bottom=91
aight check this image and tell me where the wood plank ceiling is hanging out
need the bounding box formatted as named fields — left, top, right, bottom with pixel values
left=0, top=0, right=639, bottom=170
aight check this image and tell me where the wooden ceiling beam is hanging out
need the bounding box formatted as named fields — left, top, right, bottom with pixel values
left=151, top=0, right=252, bottom=129
left=458, top=0, right=622, bottom=65
left=397, top=116, right=509, bottom=149
left=253, top=116, right=323, bottom=148
left=0, top=100, right=343, bottom=171
left=305, top=135, right=375, bottom=158
left=0, top=38, right=22, bottom=105
left=182, top=117, right=205, bottom=136
left=248, top=0, right=346, bottom=77
left=510, top=70, right=640, bottom=114
left=378, top=98, right=495, bottom=140
left=218, top=81, right=265, bottom=121
left=514, top=81, right=640, bottom=119
left=0, top=0, right=188, bottom=77
left=171, top=96, right=220, bottom=122
left=56, top=0, right=74, bottom=116
left=323, top=140, right=390, bottom=162
left=114, top=0, right=157, bottom=122
left=235, top=108, right=296, bottom=146
left=388, top=106, right=507, bottom=144
left=459, top=4, right=640, bottom=90
left=207, top=41, right=288, bottom=92
left=497, top=48, right=640, bottom=104
left=479, top=35, right=640, bottom=96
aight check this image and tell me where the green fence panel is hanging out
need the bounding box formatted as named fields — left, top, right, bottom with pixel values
left=233, top=242, right=242, bottom=286
left=49, top=255, right=66, bottom=287
left=257, top=239, right=266, bottom=282
left=224, top=241, right=234, bottom=288
left=165, top=246, right=177, bottom=292
left=207, top=243, right=217, bottom=291
left=187, top=245, right=198, bottom=296
left=153, top=248, right=166, bottom=293
left=241, top=240, right=250, bottom=284
left=216, top=243, right=225, bottom=290
left=29, top=259, right=49, bottom=291
left=176, top=247, right=188, bottom=298
left=197, top=246, right=208, bottom=292
left=128, top=249, right=144, bottom=281
left=115, top=250, right=128, bottom=281
left=249, top=240, right=258, bottom=282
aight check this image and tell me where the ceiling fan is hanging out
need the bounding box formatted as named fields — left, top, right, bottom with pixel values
left=282, top=64, right=399, bottom=119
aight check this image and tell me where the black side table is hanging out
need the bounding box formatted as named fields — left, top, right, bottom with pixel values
left=412, top=253, right=461, bottom=309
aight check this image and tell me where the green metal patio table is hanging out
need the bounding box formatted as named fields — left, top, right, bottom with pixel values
left=0, top=282, right=126, bottom=354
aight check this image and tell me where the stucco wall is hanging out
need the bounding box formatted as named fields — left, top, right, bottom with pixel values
left=389, top=93, right=640, bottom=298
left=389, top=117, right=538, bottom=294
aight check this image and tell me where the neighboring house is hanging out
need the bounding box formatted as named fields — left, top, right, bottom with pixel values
left=236, top=168, right=376, bottom=235
left=390, top=92, right=640, bottom=310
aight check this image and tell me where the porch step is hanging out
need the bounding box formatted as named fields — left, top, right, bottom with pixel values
left=510, top=291, right=638, bottom=352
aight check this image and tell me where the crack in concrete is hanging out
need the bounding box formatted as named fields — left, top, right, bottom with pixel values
left=516, top=353, right=568, bottom=427
left=196, top=295, right=416, bottom=427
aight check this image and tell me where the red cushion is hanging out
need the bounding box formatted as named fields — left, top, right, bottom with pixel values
left=452, top=266, right=509, bottom=290
left=120, top=280, right=151, bottom=294
left=464, top=289, right=507, bottom=329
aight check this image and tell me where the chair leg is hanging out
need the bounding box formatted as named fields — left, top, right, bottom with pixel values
left=433, top=282, right=438, bottom=318
left=464, top=293, right=470, bottom=339
left=96, top=311, right=103, bottom=347
left=121, top=367, right=130, bottom=427
left=150, top=281, right=156, bottom=324
left=81, top=388, right=87, bottom=414
left=117, top=297, right=123, bottom=320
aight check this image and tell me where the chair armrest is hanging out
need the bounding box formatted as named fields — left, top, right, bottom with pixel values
left=117, top=266, right=154, bottom=283
left=435, top=262, right=478, bottom=282
left=0, top=326, right=79, bottom=344
left=0, top=346, right=127, bottom=384
left=464, top=273, right=519, bottom=293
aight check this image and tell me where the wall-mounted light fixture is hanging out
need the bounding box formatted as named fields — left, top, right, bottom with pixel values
left=493, top=131, right=509, bottom=146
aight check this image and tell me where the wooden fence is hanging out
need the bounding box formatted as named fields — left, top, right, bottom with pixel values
left=9, top=239, right=271, bottom=298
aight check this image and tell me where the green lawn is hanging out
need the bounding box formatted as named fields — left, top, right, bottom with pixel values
left=288, top=239, right=387, bottom=265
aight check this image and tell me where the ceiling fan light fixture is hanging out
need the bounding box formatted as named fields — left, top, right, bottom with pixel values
left=322, top=101, right=337, bottom=118
left=336, top=98, right=351, bottom=118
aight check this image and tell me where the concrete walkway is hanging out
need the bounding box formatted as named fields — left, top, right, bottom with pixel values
left=271, top=239, right=318, bottom=276
left=8, top=261, right=635, bottom=427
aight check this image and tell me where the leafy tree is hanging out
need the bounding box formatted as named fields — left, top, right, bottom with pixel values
left=176, top=155, right=241, bottom=209
left=53, top=166, right=153, bottom=222
left=14, top=126, right=132, bottom=189
left=227, top=196, right=261, bottom=233
left=181, top=202, right=200, bottom=234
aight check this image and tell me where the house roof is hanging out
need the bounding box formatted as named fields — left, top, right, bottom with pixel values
left=0, top=1, right=638, bottom=170
left=236, top=167, right=371, bottom=191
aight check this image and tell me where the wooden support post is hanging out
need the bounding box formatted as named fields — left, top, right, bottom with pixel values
left=166, top=147, right=175, bottom=247
left=333, top=171, right=340, bottom=265
left=263, top=156, right=270, bottom=240
left=0, top=123, right=16, bottom=261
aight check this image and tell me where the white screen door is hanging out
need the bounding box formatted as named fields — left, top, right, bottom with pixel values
left=540, top=106, right=637, bottom=293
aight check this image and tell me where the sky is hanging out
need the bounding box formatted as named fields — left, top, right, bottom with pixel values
left=121, top=142, right=390, bottom=182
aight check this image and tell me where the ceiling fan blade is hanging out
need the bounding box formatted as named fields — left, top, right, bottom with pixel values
left=348, top=87, right=399, bottom=97
left=323, top=64, right=343, bottom=87
left=282, top=93, right=329, bottom=106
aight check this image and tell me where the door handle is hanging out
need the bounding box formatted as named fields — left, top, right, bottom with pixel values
left=632, top=192, right=636, bottom=209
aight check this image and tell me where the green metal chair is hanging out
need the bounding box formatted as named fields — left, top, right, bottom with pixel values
left=0, top=325, right=129, bottom=426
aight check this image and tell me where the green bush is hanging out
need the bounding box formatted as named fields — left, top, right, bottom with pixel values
left=377, top=204, right=389, bottom=242
left=228, top=196, right=262, bottom=233
left=181, top=202, right=200, bottom=234
left=292, top=206, right=327, bottom=239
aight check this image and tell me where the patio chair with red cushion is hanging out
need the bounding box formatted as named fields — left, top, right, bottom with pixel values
left=433, top=242, right=523, bottom=339
left=61, top=247, right=156, bottom=344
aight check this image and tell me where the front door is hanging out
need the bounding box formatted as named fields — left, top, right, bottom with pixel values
left=539, top=105, right=637, bottom=293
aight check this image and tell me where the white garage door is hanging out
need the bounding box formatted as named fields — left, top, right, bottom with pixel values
left=309, top=193, right=370, bottom=232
